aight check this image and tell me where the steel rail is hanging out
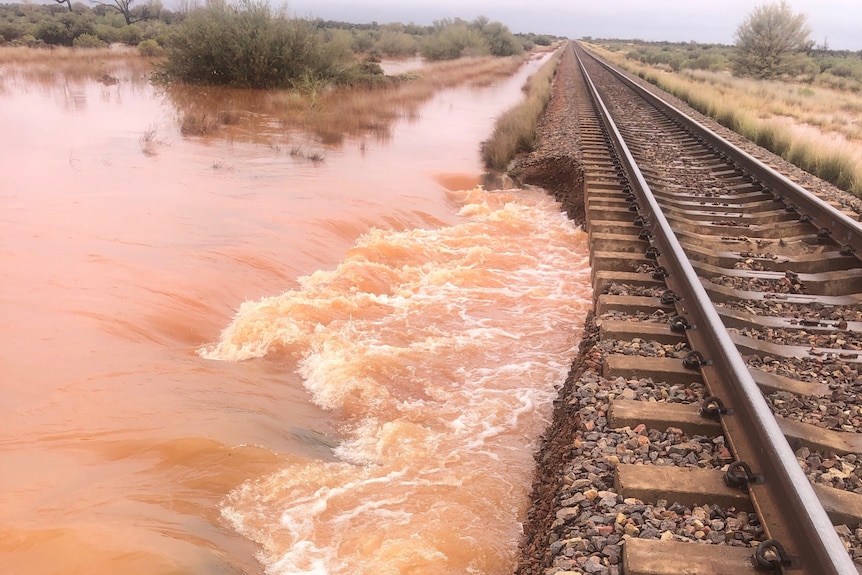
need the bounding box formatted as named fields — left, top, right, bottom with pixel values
left=585, top=48, right=862, bottom=260
left=574, top=46, right=858, bottom=575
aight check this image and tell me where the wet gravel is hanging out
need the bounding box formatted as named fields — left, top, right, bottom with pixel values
left=730, top=326, right=862, bottom=350
left=708, top=274, right=808, bottom=294
left=516, top=320, right=767, bottom=575
left=602, top=283, right=668, bottom=298
left=716, top=300, right=862, bottom=322
left=747, top=355, right=861, bottom=392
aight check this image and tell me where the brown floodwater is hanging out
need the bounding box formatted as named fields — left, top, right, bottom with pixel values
left=0, top=53, right=592, bottom=575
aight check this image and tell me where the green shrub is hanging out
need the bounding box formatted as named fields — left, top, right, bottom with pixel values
left=72, top=33, right=106, bottom=48
left=93, top=23, right=118, bottom=44
left=137, top=38, right=164, bottom=57
left=117, top=24, right=143, bottom=45
left=34, top=19, right=74, bottom=46
left=421, top=23, right=488, bottom=60
left=14, top=34, right=39, bottom=47
left=160, top=0, right=359, bottom=89
left=477, top=20, right=522, bottom=57
left=351, top=29, right=374, bottom=53
left=374, top=29, right=416, bottom=57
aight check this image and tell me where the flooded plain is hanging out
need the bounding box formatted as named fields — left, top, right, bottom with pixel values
left=0, top=50, right=592, bottom=575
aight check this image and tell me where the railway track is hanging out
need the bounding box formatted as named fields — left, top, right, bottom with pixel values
left=527, top=43, right=862, bottom=575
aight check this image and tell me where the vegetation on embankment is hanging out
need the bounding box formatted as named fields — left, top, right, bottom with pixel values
left=585, top=41, right=862, bottom=196
left=481, top=46, right=563, bottom=171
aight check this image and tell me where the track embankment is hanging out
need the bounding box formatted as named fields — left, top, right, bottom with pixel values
left=511, top=40, right=862, bottom=575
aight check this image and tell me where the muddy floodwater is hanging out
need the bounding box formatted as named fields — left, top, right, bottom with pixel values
left=0, top=52, right=592, bottom=575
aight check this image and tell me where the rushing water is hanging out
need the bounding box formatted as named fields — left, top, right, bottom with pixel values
left=0, top=52, right=592, bottom=575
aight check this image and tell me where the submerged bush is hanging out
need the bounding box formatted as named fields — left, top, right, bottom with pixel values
left=160, top=0, right=362, bottom=89
left=137, top=38, right=164, bottom=57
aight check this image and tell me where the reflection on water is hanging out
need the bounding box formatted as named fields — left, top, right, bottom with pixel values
left=161, top=54, right=531, bottom=149
left=0, top=49, right=591, bottom=575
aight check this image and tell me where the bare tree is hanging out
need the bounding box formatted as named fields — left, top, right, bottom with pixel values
left=54, top=0, right=73, bottom=12
left=91, top=0, right=160, bottom=26
left=732, top=0, right=813, bottom=79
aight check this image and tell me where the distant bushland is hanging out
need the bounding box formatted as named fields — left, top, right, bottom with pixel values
left=0, top=1, right=563, bottom=91
left=0, top=1, right=171, bottom=48
left=156, top=4, right=538, bottom=89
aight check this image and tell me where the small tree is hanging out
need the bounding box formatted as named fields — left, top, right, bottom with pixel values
left=90, top=0, right=160, bottom=26
left=474, top=18, right=523, bottom=57
left=732, top=0, right=812, bottom=79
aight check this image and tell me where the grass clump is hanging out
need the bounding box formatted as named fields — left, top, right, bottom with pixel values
left=179, top=111, right=221, bottom=136
left=481, top=47, right=563, bottom=171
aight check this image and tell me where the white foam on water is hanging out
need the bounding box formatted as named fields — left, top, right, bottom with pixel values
left=208, top=187, right=593, bottom=575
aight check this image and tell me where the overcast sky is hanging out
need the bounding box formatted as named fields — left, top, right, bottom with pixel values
left=283, top=0, right=861, bottom=51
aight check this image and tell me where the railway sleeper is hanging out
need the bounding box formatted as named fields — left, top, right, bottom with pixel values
left=615, top=464, right=862, bottom=538
left=692, top=261, right=862, bottom=296
left=598, top=318, right=862, bottom=363
left=729, top=331, right=862, bottom=363
left=602, top=353, right=829, bottom=397
left=663, top=215, right=813, bottom=238
left=609, top=400, right=862, bottom=457
left=683, top=244, right=856, bottom=274
left=591, top=251, right=651, bottom=274
left=715, top=305, right=862, bottom=334
left=661, top=205, right=799, bottom=225
left=652, top=181, right=766, bottom=197
left=652, top=196, right=777, bottom=213
left=597, top=293, right=860, bottom=341
left=671, top=228, right=821, bottom=251
left=589, top=206, right=654, bottom=223
left=590, top=233, right=649, bottom=255
left=593, top=271, right=665, bottom=295
left=622, top=539, right=759, bottom=575
left=701, top=279, right=862, bottom=307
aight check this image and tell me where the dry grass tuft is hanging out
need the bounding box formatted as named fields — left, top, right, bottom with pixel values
left=139, top=123, right=162, bottom=156
left=288, top=144, right=325, bottom=163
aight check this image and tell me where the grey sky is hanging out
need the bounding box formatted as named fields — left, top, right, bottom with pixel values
left=284, top=0, right=861, bottom=51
